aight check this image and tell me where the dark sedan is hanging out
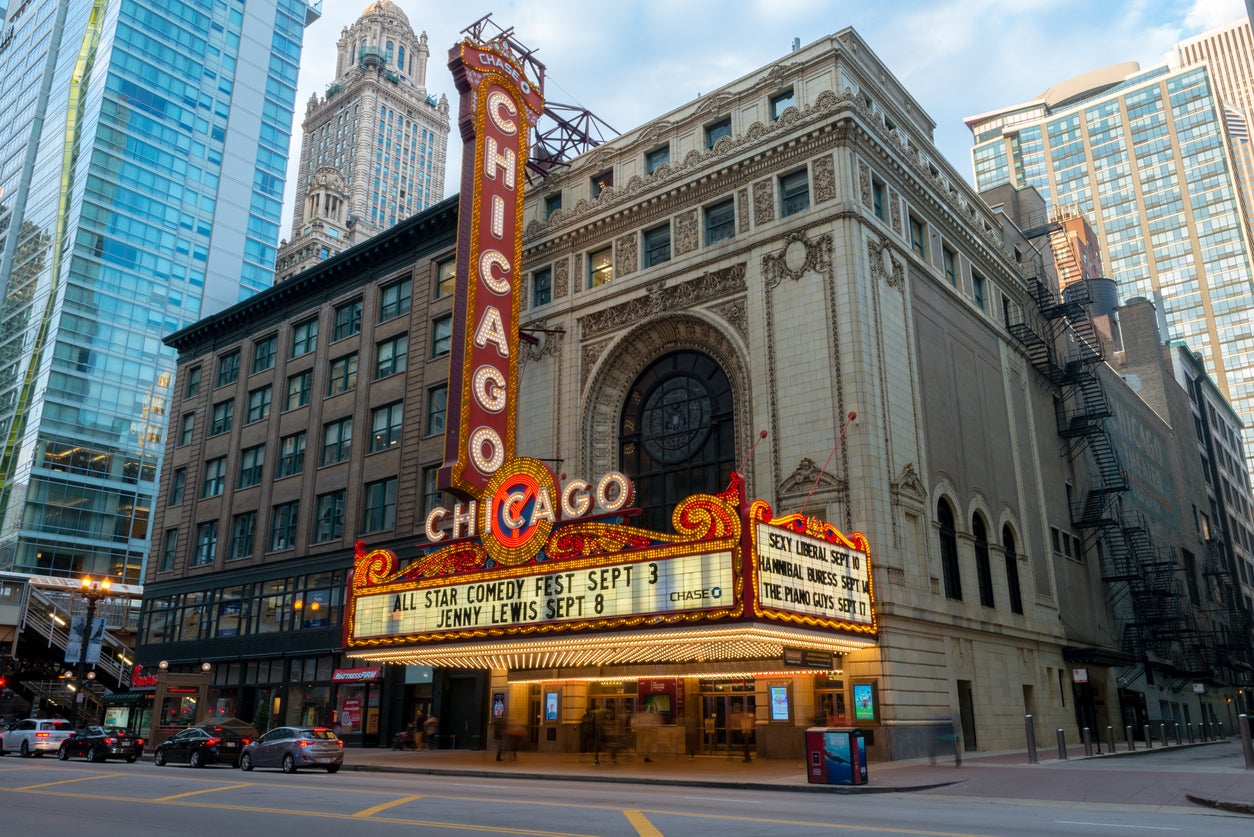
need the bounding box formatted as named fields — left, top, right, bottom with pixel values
left=57, top=726, right=144, bottom=763
left=153, top=718, right=258, bottom=768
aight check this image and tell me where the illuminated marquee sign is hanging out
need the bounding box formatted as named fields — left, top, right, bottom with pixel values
left=749, top=502, right=876, bottom=634
left=353, top=552, right=735, bottom=638
left=440, top=37, right=544, bottom=499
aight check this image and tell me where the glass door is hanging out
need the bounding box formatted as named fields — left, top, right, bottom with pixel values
left=700, top=694, right=756, bottom=754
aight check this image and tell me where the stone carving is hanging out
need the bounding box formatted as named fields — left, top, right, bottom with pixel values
left=778, top=457, right=847, bottom=502
left=581, top=342, right=608, bottom=384
left=813, top=154, right=836, bottom=203
left=762, top=230, right=834, bottom=288
left=638, top=120, right=674, bottom=145
left=554, top=259, right=570, bottom=300
left=753, top=179, right=774, bottom=225
left=616, top=233, right=637, bottom=279
left=889, top=187, right=902, bottom=234
left=580, top=264, right=747, bottom=339
left=674, top=209, right=699, bottom=256
left=891, top=462, right=927, bottom=501
left=858, top=162, right=871, bottom=208
left=737, top=189, right=750, bottom=233
left=711, top=297, right=749, bottom=343
left=696, top=91, right=736, bottom=117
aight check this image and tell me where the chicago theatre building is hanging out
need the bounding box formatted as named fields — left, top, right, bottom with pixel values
left=340, top=26, right=1105, bottom=762
left=142, top=26, right=1231, bottom=761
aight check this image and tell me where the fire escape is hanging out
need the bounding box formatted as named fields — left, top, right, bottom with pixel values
left=1007, top=226, right=1185, bottom=666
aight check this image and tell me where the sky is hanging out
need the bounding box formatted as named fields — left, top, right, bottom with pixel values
left=280, top=0, right=1249, bottom=240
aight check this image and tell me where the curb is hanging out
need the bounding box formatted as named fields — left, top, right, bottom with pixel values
left=346, top=763, right=961, bottom=795
left=1186, top=794, right=1254, bottom=816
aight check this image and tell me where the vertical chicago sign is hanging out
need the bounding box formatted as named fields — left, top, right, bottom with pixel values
left=440, top=36, right=545, bottom=499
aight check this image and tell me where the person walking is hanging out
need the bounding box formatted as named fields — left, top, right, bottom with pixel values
left=493, top=714, right=508, bottom=761
left=423, top=713, right=439, bottom=750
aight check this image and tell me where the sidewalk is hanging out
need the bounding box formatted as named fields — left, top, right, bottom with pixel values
left=341, top=737, right=1254, bottom=814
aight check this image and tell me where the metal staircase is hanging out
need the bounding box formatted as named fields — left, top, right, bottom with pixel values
left=10, top=584, right=135, bottom=719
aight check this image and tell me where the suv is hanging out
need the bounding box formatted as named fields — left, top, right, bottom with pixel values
left=1, top=718, right=75, bottom=757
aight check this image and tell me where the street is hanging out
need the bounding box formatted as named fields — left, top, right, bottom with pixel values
left=1, top=746, right=1250, bottom=837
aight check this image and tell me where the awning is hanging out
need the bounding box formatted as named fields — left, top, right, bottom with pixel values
left=1062, top=646, right=1137, bottom=667
left=102, top=691, right=155, bottom=704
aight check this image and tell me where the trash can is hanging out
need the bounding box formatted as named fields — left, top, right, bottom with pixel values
left=805, top=727, right=868, bottom=785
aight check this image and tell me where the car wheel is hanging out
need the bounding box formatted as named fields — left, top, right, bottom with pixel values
left=19, top=740, right=30, bottom=758
left=90, top=747, right=106, bottom=763
left=240, top=753, right=253, bottom=772
left=125, top=756, right=137, bottom=764
left=189, top=750, right=203, bottom=769
left=57, top=745, right=70, bottom=761
left=281, top=753, right=296, bottom=774
left=325, top=764, right=340, bottom=774
left=154, top=750, right=166, bottom=766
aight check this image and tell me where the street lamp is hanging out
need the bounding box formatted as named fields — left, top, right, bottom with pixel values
left=72, top=576, right=112, bottom=728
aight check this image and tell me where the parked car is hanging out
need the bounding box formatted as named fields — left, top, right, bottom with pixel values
left=57, top=726, right=144, bottom=763
left=1, top=718, right=75, bottom=757
left=153, top=717, right=258, bottom=768
left=239, top=726, right=343, bottom=774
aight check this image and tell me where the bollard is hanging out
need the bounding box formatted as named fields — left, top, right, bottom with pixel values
left=1025, top=715, right=1038, bottom=764
left=1126, top=724, right=1135, bottom=751
left=1106, top=725, right=1116, bottom=754
left=1187, top=723, right=1194, bottom=744
left=1218, top=722, right=1224, bottom=740
left=1174, top=723, right=1182, bottom=746
left=1240, top=715, right=1253, bottom=770
left=1056, top=728, right=1068, bottom=760
left=1082, top=727, right=1093, bottom=757
left=1143, top=724, right=1153, bottom=748
left=1159, top=723, right=1167, bottom=747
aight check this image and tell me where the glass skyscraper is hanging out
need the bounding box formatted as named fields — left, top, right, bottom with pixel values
left=0, top=0, right=321, bottom=583
left=968, top=59, right=1254, bottom=487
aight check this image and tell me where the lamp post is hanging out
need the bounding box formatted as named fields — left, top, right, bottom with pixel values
left=72, top=576, right=111, bottom=728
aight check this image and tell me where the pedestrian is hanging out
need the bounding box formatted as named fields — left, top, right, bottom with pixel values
left=493, top=714, right=508, bottom=761
left=414, top=709, right=427, bottom=748
left=737, top=705, right=754, bottom=762
left=604, top=706, right=623, bottom=764
left=579, top=709, right=595, bottom=753
left=423, top=713, right=439, bottom=750
left=505, top=719, right=524, bottom=759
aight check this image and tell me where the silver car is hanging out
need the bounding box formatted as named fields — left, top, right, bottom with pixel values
left=239, top=726, right=343, bottom=773
left=1, top=718, right=75, bottom=757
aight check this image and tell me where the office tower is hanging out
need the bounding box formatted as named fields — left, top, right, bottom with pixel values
left=968, top=55, right=1254, bottom=487
left=276, top=0, right=449, bottom=281
left=0, top=0, right=321, bottom=584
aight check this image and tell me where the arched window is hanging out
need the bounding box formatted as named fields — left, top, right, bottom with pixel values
left=398, top=45, right=405, bottom=70
left=938, top=499, right=962, bottom=600
left=1002, top=525, right=1023, bottom=614
left=973, top=513, right=994, bottom=608
left=385, top=40, right=394, bottom=62
left=619, top=351, right=734, bottom=530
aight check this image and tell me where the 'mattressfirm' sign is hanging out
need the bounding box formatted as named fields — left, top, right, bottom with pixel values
left=352, top=551, right=736, bottom=639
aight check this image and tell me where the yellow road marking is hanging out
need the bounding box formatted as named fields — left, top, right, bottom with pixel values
left=0, top=784, right=996, bottom=836
left=355, top=793, right=424, bottom=817
left=16, top=775, right=113, bottom=791
left=624, top=808, right=664, bottom=837
left=153, top=782, right=253, bottom=801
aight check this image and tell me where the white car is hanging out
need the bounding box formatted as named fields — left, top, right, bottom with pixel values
left=1, top=718, right=75, bottom=757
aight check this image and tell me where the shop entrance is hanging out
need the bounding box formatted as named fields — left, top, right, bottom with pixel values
left=700, top=694, right=756, bottom=755
left=589, top=695, right=637, bottom=753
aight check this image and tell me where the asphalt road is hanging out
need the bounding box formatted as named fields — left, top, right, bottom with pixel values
left=1, top=751, right=1250, bottom=836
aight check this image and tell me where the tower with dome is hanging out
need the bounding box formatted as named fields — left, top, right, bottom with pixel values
left=278, top=1, right=451, bottom=281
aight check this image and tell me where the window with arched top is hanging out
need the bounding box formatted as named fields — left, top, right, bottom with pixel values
left=619, top=350, right=734, bottom=531
left=1002, top=524, right=1023, bottom=614
left=385, top=41, right=394, bottom=62
left=937, top=499, right=962, bottom=601
left=973, top=513, right=995, bottom=608
left=398, top=45, right=405, bottom=70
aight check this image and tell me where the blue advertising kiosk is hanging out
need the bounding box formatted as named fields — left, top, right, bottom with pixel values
left=805, top=728, right=868, bottom=785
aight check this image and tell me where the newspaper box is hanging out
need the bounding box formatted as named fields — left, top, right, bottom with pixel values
left=805, top=727, right=868, bottom=785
